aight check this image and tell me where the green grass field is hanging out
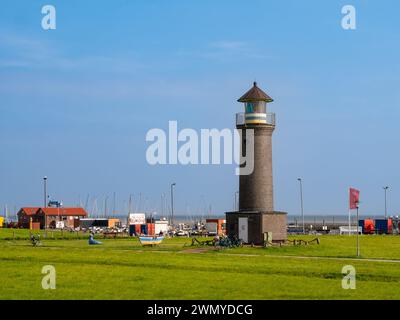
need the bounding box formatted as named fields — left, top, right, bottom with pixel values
left=0, top=229, right=400, bottom=300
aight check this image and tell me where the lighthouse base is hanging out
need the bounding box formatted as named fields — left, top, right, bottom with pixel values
left=225, top=211, right=287, bottom=244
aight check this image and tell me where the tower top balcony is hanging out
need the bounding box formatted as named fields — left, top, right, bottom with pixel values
left=236, top=112, right=275, bottom=126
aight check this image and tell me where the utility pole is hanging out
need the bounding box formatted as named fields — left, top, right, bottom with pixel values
left=383, top=186, right=389, bottom=219
left=297, top=178, right=305, bottom=234
left=43, top=176, right=48, bottom=208
left=170, top=183, right=176, bottom=226
left=43, top=176, right=48, bottom=230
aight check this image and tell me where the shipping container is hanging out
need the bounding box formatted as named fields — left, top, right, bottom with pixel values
left=205, top=219, right=226, bottom=235
left=130, top=224, right=142, bottom=236
left=141, top=224, right=148, bottom=235
left=358, top=219, right=374, bottom=234
left=80, top=218, right=108, bottom=228
left=129, top=225, right=135, bottom=236
left=375, top=219, right=392, bottom=234
left=108, top=218, right=120, bottom=228
left=147, top=223, right=155, bottom=235
left=128, top=224, right=142, bottom=236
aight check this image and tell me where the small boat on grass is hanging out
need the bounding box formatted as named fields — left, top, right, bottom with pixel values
left=139, top=236, right=165, bottom=246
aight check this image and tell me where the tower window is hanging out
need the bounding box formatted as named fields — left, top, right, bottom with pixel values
left=245, top=102, right=254, bottom=113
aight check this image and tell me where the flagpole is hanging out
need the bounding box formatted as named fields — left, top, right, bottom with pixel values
left=348, top=208, right=351, bottom=236
left=356, top=204, right=360, bottom=257
left=350, top=187, right=361, bottom=256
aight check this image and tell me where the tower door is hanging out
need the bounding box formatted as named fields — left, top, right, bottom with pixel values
left=238, top=217, right=248, bottom=243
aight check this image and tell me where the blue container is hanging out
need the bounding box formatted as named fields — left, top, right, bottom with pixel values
left=288, top=228, right=304, bottom=234
left=129, top=225, right=135, bottom=236
left=375, top=219, right=388, bottom=234
left=141, top=224, right=148, bottom=235
left=358, top=220, right=365, bottom=233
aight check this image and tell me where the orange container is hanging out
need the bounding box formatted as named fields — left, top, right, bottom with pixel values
left=147, top=223, right=155, bottom=235
left=364, top=219, right=375, bottom=234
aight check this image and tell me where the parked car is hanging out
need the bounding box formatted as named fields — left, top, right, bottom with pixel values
left=176, top=230, right=189, bottom=237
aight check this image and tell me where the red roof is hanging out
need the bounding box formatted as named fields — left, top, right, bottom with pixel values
left=20, top=207, right=40, bottom=216
left=39, top=207, right=88, bottom=216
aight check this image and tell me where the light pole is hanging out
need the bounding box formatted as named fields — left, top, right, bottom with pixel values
left=297, top=178, right=305, bottom=234
left=43, top=176, right=48, bottom=208
left=170, top=183, right=176, bottom=227
left=383, top=186, right=389, bottom=219
left=43, top=176, right=48, bottom=230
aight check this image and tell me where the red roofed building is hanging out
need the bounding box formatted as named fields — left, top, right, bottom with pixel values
left=18, top=207, right=88, bottom=229
left=17, top=207, right=41, bottom=228
left=37, top=207, right=87, bottom=229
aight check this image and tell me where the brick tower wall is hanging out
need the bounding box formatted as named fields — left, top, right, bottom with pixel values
left=239, top=125, right=275, bottom=212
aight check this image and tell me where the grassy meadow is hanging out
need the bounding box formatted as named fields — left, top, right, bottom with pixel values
left=0, top=230, right=400, bottom=300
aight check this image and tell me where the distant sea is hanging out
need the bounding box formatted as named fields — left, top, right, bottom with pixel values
left=4, top=213, right=389, bottom=225
left=110, top=214, right=389, bottom=225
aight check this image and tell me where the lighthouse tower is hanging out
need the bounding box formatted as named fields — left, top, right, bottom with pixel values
left=226, top=82, right=287, bottom=244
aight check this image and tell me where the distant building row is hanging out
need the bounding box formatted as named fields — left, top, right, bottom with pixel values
left=17, top=207, right=88, bottom=229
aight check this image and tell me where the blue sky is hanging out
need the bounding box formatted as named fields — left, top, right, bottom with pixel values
left=1, top=0, right=400, bottom=217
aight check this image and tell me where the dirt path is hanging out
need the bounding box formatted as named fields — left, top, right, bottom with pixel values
left=214, top=252, right=400, bottom=264
left=182, top=247, right=219, bottom=253
left=179, top=247, right=400, bottom=263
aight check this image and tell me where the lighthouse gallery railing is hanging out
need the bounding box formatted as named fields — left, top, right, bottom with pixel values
left=236, top=112, right=275, bottom=126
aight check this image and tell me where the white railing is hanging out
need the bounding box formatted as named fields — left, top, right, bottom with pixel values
left=236, top=112, right=275, bottom=126
left=236, top=113, right=245, bottom=125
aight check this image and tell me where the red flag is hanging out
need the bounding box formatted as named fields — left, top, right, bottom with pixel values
left=349, top=187, right=360, bottom=209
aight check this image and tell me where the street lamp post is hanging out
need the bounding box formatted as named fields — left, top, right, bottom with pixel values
left=43, top=176, right=48, bottom=230
left=43, top=176, right=48, bottom=208
left=297, top=178, right=305, bottom=234
left=383, top=186, right=389, bottom=219
left=170, top=183, right=176, bottom=227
